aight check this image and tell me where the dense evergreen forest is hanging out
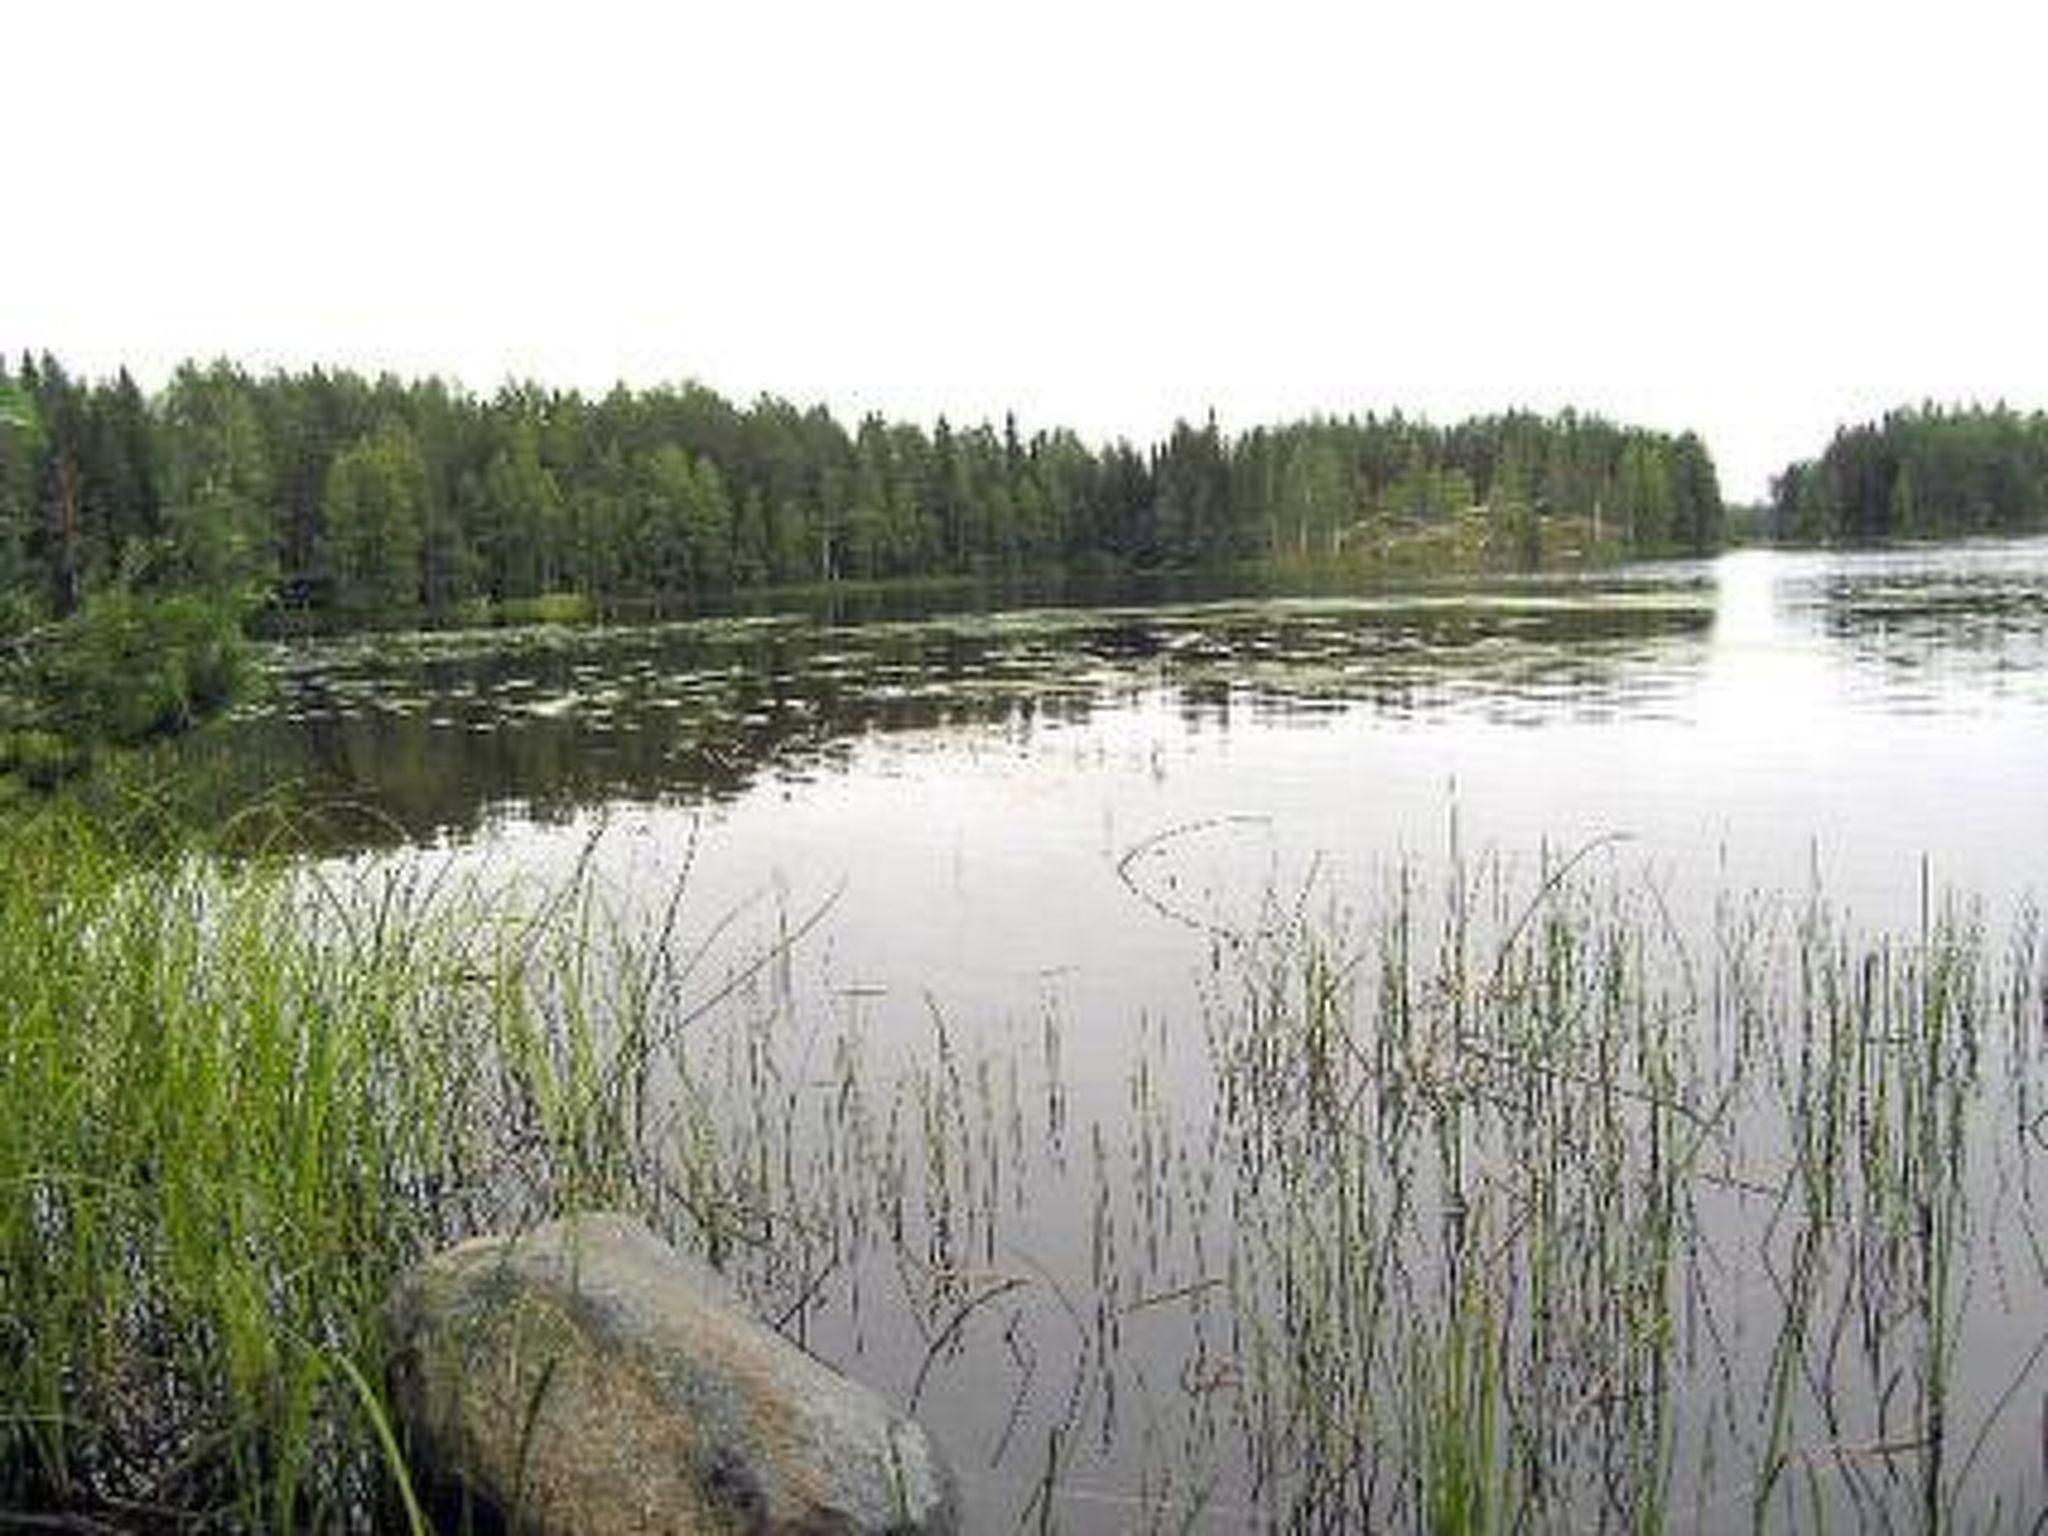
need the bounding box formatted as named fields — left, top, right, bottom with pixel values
left=0, top=352, right=1724, bottom=629
left=1771, top=405, right=2048, bottom=543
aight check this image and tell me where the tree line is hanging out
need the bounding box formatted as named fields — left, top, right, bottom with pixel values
left=0, top=352, right=1725, bottom=627
left=1770, top=405, right=2048, bottom=544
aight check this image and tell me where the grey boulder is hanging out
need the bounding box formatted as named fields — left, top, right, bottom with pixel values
left=387, top=1211, right=957, bottom=1534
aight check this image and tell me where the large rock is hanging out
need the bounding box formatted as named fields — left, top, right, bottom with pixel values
left=387, top=1211, right=958, bottom=1534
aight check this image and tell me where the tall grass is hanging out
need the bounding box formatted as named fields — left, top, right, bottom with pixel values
left=5, top=803, right=2045, bottom=1532
left=0, top=805, right=745, bottom=1527
left=1197, top=855, right=2048, bottom=1532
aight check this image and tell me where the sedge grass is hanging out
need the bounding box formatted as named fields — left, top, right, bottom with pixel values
left=1195, top=852, right=2047, bottom=1532
left=5, top=799, right=2047, bottom=1533
left=0, top=803, right=790, bottom=1527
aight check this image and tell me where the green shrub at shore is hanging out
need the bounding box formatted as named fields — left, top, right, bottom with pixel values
left=1, top=590, right=253, bottom=791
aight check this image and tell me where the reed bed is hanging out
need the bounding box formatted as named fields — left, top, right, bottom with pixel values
left=3, top=805, right=2045, bottom=1532
left=0, top=807, right=743, bottom=1528
left=1192, top=858, right=2048, bottom=1532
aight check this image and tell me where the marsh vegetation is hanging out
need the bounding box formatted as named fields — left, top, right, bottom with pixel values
left=6, top=806, right=2046, bottom=1530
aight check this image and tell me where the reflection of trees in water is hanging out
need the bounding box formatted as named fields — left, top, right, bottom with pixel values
left=1167, top=602, right=1709, bottom=728
left=1815, top=567, right=2048, bottom=704
left=181, top=599, right=1714, bottom=852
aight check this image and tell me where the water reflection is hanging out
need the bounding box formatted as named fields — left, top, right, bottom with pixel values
left=195, top=588, right=1719, bottom=850
left=1813, top=544, right=2048, bottom=712
left=1698, top=549, right=1837, bottom=733
left=154, top=541, right=2048, bottom=948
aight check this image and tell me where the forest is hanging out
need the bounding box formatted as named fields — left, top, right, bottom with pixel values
left=1770, top=404, right=2048, bottom=543
left=0, top=352, right=1724, bottom=630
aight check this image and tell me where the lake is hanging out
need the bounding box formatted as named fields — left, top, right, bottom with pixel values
left=191, top=540, right=2048, bottom=1529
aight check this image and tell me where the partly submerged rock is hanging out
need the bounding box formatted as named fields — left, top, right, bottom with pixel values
left=388, top=1211, right=957, bottom=1534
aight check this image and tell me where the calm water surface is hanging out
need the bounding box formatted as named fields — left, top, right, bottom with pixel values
left=197, top=541, right=2048, bottom=1529
left=218, top=539, right=2048, bottom=1023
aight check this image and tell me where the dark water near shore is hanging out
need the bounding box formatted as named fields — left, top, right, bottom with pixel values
left=185, top=540, right=2048, bottom=1528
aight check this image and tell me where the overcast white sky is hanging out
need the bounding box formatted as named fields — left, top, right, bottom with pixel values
left=7, top=0, right=2047, bottom=500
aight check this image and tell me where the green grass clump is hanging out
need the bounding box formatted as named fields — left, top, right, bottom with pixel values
left=0, top=728, right=83, bottom=791
left=0, top=804, right=696, bottom=1527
